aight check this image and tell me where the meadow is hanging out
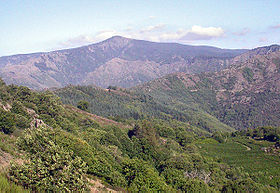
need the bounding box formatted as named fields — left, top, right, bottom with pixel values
left=197, top=137, right=280, bottom=189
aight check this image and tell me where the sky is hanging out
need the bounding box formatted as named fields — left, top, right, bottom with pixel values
left=0, top=0, right=280, bottom=56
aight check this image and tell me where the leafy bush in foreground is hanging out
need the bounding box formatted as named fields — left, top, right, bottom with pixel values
left=9, top=126, right=89, bottom=192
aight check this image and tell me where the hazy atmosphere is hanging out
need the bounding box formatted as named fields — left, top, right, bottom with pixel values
left=1, top=0, right=280, bottom=56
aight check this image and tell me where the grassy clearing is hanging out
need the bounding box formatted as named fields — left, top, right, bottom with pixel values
left=0, top=133, right=17, bottom=156
left=197, top=137, right=280, bottom=189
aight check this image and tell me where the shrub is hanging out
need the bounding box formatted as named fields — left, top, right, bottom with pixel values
left=9, top=126, right=89, bottom=192
left=0, top=110, right=16, bottom=134
left=77, top=100, right=89, bottom=111
left=121, top=158, right=171, bottom=192
left=242, top=67, right=254, bottom=82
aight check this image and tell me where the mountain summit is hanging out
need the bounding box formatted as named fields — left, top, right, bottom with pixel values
left=0, top=36, right=247, bottom=89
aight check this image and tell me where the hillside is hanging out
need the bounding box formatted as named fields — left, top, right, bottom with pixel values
left=55, top=45, right=280, bottom=131
left=55, top=85, right=234, bottom=134
left=0, top=79, right=279, bottom=192
left=134, top=44, right=280, bottom=130
left=0, top=36, right=246, bottom=89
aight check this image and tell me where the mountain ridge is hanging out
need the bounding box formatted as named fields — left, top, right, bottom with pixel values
left=53, top=44, right=280, bottom=131
left=132, top=45, right=280, bottom=129
left=0, top=36, right=247, bottom=89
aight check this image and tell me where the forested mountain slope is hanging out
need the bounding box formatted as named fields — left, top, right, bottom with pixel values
left=0, top=36, right=246, bottom=89
left=56, top=45, right=280, bottom=130
left=0, top=78, right=279, bottom=192
left=55, top=85, right=234, bottom=134
left=135, top=45, right=280, bottom=129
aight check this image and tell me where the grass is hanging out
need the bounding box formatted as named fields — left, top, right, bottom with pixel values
left=197, top=137, right=280, bottom=189
left=0, top=174, right=29, bottom=193
left=0, top=133, right=28, bottom=192
left=0, top=133, right=17, bottom=156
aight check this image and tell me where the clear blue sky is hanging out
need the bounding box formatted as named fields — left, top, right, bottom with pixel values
left=0, top=0, right=280, bottom=56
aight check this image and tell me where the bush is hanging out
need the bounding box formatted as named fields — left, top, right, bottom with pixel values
left=242, top=67, right=254, bottom=82
left=77, top=100, right=89, bottom=111
left=9, top=126, right=89, bottom=192
left=0, top=110, right=16, bottom=134
left=121, top=158, right=171, bottom=192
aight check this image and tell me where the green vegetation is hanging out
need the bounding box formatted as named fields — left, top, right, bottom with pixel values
left=55, top=48, right=280, bottom=131
left=236, top=126, right=280, bottom=142
left=0, top=78, right=279, bottom=192
left=10, top=126, right=89, bottom=192
left=0, top=174, right=29, bottom=193
left=242, top=67, right=254, bottom=82
left=0, top=110, right=16, bottom=134
left=55, top=84, right=234, bottom=134
left=198, top=127, right=280, bottom=190
left=77, top=100, right=89, bottom=111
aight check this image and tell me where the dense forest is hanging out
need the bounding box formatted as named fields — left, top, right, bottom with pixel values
left=0, top=78, right=279, bottom=192
left=55, top=85, right=234, bottom=135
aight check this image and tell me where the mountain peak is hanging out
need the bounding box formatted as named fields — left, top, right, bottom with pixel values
left=103, top=35, right=132, bottom=43
left=108, top=35, right=129, bottom=40
left=233, top=44, right=280, bottom=63
left=97, top=35, right=132, bottom=49
left=251, top=44, right=280, bottom=55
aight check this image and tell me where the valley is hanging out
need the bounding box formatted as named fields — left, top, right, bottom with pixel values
left=0, top=38, right=279, bottom=192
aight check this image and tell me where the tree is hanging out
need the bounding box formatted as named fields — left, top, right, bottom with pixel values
left=0, top=110, right=16, bottom=134
left=121, top=158, right=171, bottom=192
left=128, top=120, right=158, bottom=146
left=77, top=100, right=89, bottom=111
left=107, top=85, right=117, bottom=90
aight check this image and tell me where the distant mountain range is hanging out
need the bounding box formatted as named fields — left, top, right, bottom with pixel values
left=1, top=36, right=280, bottom=129
left=0, top=36, right=246, bottom=89
left=56, top=44, right=280, bottom=130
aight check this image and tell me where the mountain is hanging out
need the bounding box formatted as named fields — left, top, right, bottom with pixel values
left=134, top=44, right=280, bottom=129
left=55, top=45, right=280, bottom=130
left=0, top=36, right=246, bottom=89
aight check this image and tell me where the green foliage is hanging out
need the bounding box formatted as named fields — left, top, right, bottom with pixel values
left=175, top=130, right=195, bottom=147
left=9, top=126, right=89, bottom=192
left=0, top=110, right=16, bottom=134
left=1, top=80, right=280, bottom=192
left=0, top=132, right=17, bottom=155
left=0, top=173, right=29, bottom=193
left=129, top=120, right=159, bottom=145
left=55, top=85, right=234, bottom=134
left=121, top=158, right=171, bottom=192
left=0, top=103, right=30, bottom=134
left=242, top=67, right=254, bottom=82
left=198, top=137, right=280, bottom=190
left=11, top=101, right=29, bottom=118
left=77, top=100, right=89, bottom=111
left=212, top=132, right=226, bottom=143
left=236, top=126, right=280, bottom=142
